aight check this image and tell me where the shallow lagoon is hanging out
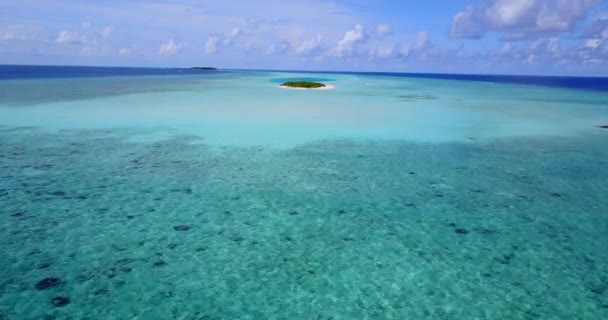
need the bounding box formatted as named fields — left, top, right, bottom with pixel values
left=1, top=70, right=608, bottom=319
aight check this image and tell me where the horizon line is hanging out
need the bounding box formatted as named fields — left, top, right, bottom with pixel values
left=2, top=63, right=608, bottom=80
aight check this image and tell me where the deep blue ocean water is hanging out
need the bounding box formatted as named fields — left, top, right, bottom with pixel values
left=0, top=65, right=223, bottom=80
left=2, top=65, right=608, bottom=91
left=1, top=65, right=608, bottom=319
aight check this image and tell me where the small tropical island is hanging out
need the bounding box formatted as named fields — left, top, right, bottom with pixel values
left=598, top=125, right=608, bottom=129
left=191, top=67, right=218, bottom=70
left=279, top=81, right=335, bottom=90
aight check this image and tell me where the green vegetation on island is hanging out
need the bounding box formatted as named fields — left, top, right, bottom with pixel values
left=281, top=81, right=326, bottom=89
left=191, top=67, right=218, bottom=70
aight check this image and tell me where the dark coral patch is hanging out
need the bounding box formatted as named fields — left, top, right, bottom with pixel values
left=94, top=288, right=110, bottom=296
left=590, top=283, right=607, bottom=295
left=153, top=260, right=168, bottom=267
left=170, top=188, right=192, bottom=194
left=455, top=228, right=469, bottom=235
left=36, top=277, right=61, bottom=290
left=173, top=225, right=191, bottom=231
left=10, top=211, right=25, bottom=217
left=51, top=296, right=70, bottom=307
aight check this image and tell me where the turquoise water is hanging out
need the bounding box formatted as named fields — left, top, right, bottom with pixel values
left=1, top=70, right=608, bottom=319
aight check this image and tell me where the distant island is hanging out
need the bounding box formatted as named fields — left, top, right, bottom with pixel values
left=191, top=67, right=218, bottom=70
left=598, top=125, right=608, bottom=129
left=281, top=81, right=327, bottom=89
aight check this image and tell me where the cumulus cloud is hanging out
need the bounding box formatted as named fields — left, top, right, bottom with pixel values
left=158, top=39, right=183, bottom=56
left=462, top=29, right=608, bottom=72
left=334, top=24, right=367, bottom=57
left=54, top=25, right=114, bottom=48
left=584, top=18, right=608, bottom=51
left=204, top=36, right=219, bottom=55
left=529, top=37, right=560, bottom=56
left=222, top=27, right=241, bottom=45
left=370, top=46, right=395, bottom=59
left=81, top=47, right=94, bottom=56
left=267, top=40, right=291, bottom=55
left=396, top=31, right=432, bottom=58
left=99, top=26, right=113, bottom=38
left=370, top=31, right=434, bottom=60
left=119, top=47, right=133, bottom=55
left=499, top=42, right=514, bottom=55
left=451, top=5, right=484, bottom=39
left=451, top=0, right=600, bottom=40
left=585, top=18, right=608, bottom=39
left=56, top=31, right=87, bottom=44
left=414, top=31, right=430, bottom=50
left=295, top=35, right=323, bottom=56
left=376, top=24, right=392, bottom=37
left=201, top=26, right=243, bottom=55
left=580, top=18, right=608, bottom=62
left=1, top=25, right=37, bottom=41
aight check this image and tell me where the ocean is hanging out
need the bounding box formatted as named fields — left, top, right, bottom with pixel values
left=1, top=65, right=607, bottom=319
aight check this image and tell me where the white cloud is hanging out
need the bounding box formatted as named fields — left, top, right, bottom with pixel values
left=369, top=31, right=434, bottom=60
left=205, top=36, right=219, bottom=55
left=81, top=47, right=94, bottom=56
left=119, top=47, right=133, bottom=55
left=398, top=46, right=411, bottom=58
left=1, top=25, right=36, bottom=41
left=55, top=27, right=114, bottom=48
left=376, top=24, right=392, bottom=37
left=334, top=24, right=367, bottom=57
left=81, top=22, right=92, bottom=29
left=451, top=5, right=483, bottom=39
left=267, top=40, right=291, bottom=55
left=499, top=42, right=513, bottom=55
left=529, top=37, right=560, bottom=56
left=201, top=26, right=242, bottom=54
left=414, top=31, right=430, bottom=50
left=585, top=18, right=608, bottom=39
left=99, top=26, right=113, bottom=38
left=222, top=26, right=241, bottom=45
left=295, top=35, right=323, bottom=56
left=580, top=18, right=608, bottom=62
left=585, top=38, right=601, bottom=49
left=370, top=46, right=394, bottom=59
left=56, top=31, right=87, bottom=44
left=451, top=0, right=600, bottom=40
left=389, top=31, right=436, bottom=61
left=158, top=39, right=183, bottom=56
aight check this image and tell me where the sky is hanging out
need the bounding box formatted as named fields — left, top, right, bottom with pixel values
left=1, top=0, right=608, bottom=76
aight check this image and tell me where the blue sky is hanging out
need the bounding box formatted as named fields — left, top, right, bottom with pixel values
left=1, top=0, right=608, bottom=75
